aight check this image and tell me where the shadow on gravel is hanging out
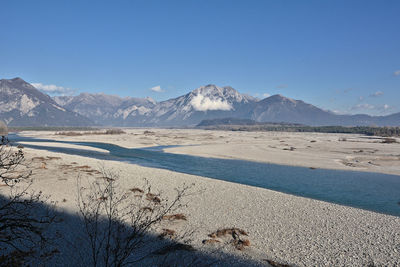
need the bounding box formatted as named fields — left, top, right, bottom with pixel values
left=0, top=194, right=269, bottom=266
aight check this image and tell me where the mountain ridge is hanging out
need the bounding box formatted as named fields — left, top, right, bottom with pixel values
left=0, top=78, right=93, bottom=126
left=1, top=78, right=399, bottom=127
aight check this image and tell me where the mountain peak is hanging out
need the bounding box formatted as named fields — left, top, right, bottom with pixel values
left=266, top=94, right=297, bottom=103
left=0, top=77, right=27, bottom=84
left=11, top=77, right=25, bottom=82
left=145, top=96, right=157, bottom=105
left=222, top=86, right=235, bottom=91
left=192, top=84, right=240, bottom=95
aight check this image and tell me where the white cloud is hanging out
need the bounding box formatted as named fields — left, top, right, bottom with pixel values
left=383, top=104, right=390, bottom=110
left=191, top=94, right=232, bottom=111
left=32, top=82, right=74, bottom=95
left=369, top=91, right=384, bottom=97
left=393, top=70, right=400, bottom=76
left=358, top=96, right=364, bottom=101
left=150, top=85, right=164, bottom=93
left=263, top=93, right=271, bottom=98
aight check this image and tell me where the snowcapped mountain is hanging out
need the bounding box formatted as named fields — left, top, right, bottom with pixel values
left=0, top=78, right=93, bottom=126
left=54, top=93, right=156, bottom=125
left=127, top=84, right=258, bottom=126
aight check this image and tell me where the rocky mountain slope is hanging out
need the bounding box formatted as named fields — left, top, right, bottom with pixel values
left=0, top=78, right=93, bottom=126
left=124, top=85, right=257, bottom=126
left=54, top=93, right=156, bottom=125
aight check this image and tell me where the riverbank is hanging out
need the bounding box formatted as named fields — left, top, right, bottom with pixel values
left=19, top=129, right=400, bottom=176
left=6, top=142, right=399, bottom=266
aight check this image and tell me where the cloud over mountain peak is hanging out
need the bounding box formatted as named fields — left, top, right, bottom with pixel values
left=191, top=94, right=232, bottom=111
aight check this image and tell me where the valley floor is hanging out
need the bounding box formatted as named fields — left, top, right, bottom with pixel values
left=21, top=128, right=400, bottom=176
left=6, top=129, right=400, bottom=266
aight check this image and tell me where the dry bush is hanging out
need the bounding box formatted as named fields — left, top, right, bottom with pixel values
left=145, top=192, right=161, bottom=204
left=31, top=156, right=47, bottom=161
left=159, top=229, right=176, bottom=239
left=205, top=228, right=250, bottom=251
left=74, top=165, right=91, bottom=169
left=129, top=187, right=144, bottom=193
left=162, top=213, right=187, bottom=221
left=282, top=147, right=295, bottom=151
left=381, top=137, right=397, bottom=144
left=232, top=238, right=251, bottom=251
left=0, top=142, right=58, bottom=265
left=74, top=170, right=195, bottom=266
left=143, top=130, right=155, bottom=135
left=208, top=228, right=248, bottom=238
left=47, top=156, right=61, bottom=160
left=104, top=129, right=126, bottom=135
left=56, top=129, right=125, bottom=136
left=55, top=131, right=83, bottom=136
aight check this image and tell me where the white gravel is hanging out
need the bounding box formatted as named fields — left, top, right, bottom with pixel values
left=18, top=147, right=400, bottom=267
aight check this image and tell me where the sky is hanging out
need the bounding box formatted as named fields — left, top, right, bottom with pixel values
left=1, top=0, right=399, bottom=115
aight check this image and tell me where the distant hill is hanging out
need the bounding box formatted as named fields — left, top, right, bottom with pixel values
left=0, top=78, right=93, bottom=126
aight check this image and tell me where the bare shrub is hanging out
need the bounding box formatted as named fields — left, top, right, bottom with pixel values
left=104, top=129, right=126, bottom=135
left=205, top=228, right=250, bottom=251
left=202, top=239, right=220, bottom=244
left=129, top=187, right=144, bottom=193
left=74, top=170, right=194, bottom=266
left=56, top=129, right=126, bottom=136
left=55, top=131, right=83, bottom=136
left=159, top=228, right=176, bottom=238
left=143, top=130, right=155, bottom=135
left=162, top=213, right=187, bottom=221
left=381, top=137, right=397, bottom=144
left=0, top=143, right=58, bottom=265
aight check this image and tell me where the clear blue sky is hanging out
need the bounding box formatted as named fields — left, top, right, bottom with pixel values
left=1, top=0, right=399, bottom=115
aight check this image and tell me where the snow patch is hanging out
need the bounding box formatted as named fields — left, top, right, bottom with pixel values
left=115, top=105, right=151, bottom=119
left=52, top=104, right=66, bottom=112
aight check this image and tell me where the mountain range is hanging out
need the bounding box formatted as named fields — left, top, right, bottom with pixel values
left=1, top=77, right=399, bottom=127
left=0, top=78, right=92, bottom=126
